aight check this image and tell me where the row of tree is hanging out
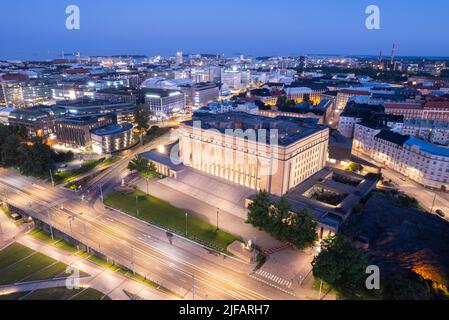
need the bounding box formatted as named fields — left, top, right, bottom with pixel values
left=312, top=234, right=448, bottom=300
left=246, top=191, right=318, bottom=249
left=0, top=124, right=73, bottom=178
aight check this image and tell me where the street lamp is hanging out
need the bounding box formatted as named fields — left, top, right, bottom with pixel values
left=136, top=195, right=139, bottom=217
left=47, top=209, right=54, bottom=240
left=216, top=208, right=220, bottom=231
left=185, top=212, right=188, bottom=236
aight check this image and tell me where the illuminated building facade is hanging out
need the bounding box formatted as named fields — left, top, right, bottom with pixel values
left=178, top=112, right=329, bottom=196
left=91, top=122, right=134, bottom=154
left=144, top=88, right=186, bottom=117
left=356, top=129, right=449, bottom=190
left=1, top=79, right=53, bottom=108
left=55, top=115, right=114, bottom=150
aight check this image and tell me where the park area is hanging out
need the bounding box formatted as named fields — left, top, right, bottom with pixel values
left=0, top=242, right=109, bottom=300
left=0, top=287, right=109, bottom=301
left=0, top=242, right=71, bottom=285
left=54, top=158, right=105, bottom=184
left=104, top=190, right=239, bottom=253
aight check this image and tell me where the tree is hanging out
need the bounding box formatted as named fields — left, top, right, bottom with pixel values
left=269, top=196, right=290, bottom=237
left=382, top=273, right=432, bottom=300
left=128, top=155, right=150, bottom=173
left=312, top=234, right=368, bottom=299
left=134, top=104, right=150, bottom=133
left=1, top=135, right=20, bottom=167
left=283, top=209, right=318, bottom=249
left=247, top=190, right=272, bottom=228
left=303, top=93, right=310, bottom=102
left=276, top=95, right=288, bottom=108
left=17, top=139, right=55, bottom=177
left=346, top=162, right=364, bottom=173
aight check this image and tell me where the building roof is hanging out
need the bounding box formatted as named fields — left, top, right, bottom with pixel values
left=375, top=130, right=410, bottom=145
left=184, top=111, right=328, bottom=146
left=384, top=102, right=423, bottom=110
left=91, top=122, right=133, bottom=136
left=405, top=137, right=449, bottom=157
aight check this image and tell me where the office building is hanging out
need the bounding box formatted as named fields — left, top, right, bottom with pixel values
left=55, top=99, right=136, bottom=123
left=179, top=82, right=219, bottom=108
left=91, top=122, right=134, bottom=154
left=144, top=88, right=186, bottom=117
left=55, top=115, right=115, bottom=150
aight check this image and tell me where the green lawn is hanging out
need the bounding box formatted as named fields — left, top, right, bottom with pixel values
left=100, top=156, right=121, bottom=168
left=104, top=190, right=239, bottom=253
left=16, top=287, right=109, bottom=300
left=55, top=158, right=104, bottom=184
left=0, top=243, right=35, bottom=271
left=29, top=229, right=79, bottom=254
left=0, top=243, right=71, bottom=285
left=23, top=262, right=69, bottom=282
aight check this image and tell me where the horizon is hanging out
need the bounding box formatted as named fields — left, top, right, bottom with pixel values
left=1, top=0, right=449, bottom=60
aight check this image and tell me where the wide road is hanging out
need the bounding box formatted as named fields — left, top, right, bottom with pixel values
left=0, top=168, right=296, bottom=300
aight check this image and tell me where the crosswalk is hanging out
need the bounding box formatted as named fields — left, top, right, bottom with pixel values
left=255, top=269, right=292, bottom=288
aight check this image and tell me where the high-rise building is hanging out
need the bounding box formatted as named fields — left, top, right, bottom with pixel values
left=179, top=82, right=219, bottom=108
left=1, top=75, right=53, bottom=108
left=176, top=51, right=184, bottom=65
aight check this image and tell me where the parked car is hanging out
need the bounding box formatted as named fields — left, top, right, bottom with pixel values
left=436, top=209, right=446, bottom=218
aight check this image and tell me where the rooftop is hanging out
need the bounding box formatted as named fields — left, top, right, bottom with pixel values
left=91, top=122, right=133, bottom=136
left=183, top=112, right=328, bottom=146
left=375, top=130, right=410, bottom=145
left=405, top=137, right=449, bottom=157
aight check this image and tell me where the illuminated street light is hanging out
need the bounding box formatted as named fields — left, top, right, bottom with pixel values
left=158, top=145, right=166, bottom=153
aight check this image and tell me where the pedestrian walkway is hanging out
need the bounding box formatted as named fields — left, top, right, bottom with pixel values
left=262, top=242, right=293, bottom=255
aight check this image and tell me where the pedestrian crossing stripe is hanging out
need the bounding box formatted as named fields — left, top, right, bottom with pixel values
left=254, top=270, right=292, bottom=289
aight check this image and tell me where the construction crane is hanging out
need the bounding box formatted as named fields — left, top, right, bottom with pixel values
left=390, top=42, right=396, bottom=66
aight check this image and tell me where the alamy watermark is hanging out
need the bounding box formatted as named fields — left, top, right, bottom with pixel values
left=169, top=121, right=280, bottom=176
left=366, top=265, right=380, bottom=290
left=65, top=266, right=81, bottom=290
left=66, top=5, right=80, bottom=30
left=365, top=5, right=381, bottom=30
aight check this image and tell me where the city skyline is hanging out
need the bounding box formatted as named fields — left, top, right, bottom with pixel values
left=2, top=0, right=449, bottom=60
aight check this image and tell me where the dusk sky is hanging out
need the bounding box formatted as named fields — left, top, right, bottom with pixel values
left=1, top=0, right=449, bottom=60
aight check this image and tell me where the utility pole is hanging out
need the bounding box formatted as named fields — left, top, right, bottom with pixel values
left=146, top=178, right=149, bottom=195
left=49, top=169, right=55, bottom=187
left=216, top=208, right=219, bottom=231
left=192, top=274, right=195, bottom=300
left=47, top=209, right=54, bottom=240
left=136, top=195, right=139, bottom=217
left=318, top=279, right=323, bottom=300
left=100, top=184, right=104, bottom=202
left=185, top=212, right=188, bottom=237
left=131, top=246, right=135, bottom=275
left=431, top=193, right=437, bottom=213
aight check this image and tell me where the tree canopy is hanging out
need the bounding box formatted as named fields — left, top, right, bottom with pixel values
left=312, top=234, right=369, bottom=299
left=247, top=192, right=317, bottom=249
